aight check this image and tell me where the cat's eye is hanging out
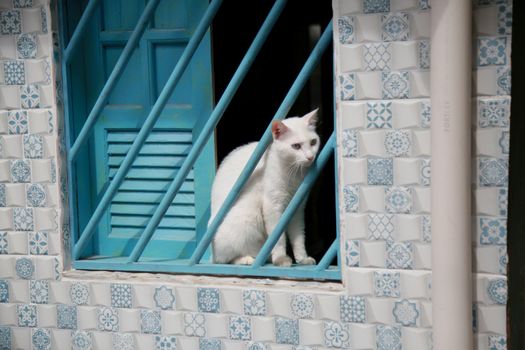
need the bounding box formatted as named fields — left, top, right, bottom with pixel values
left=310, top=139, right=317, bottom=146
left=291, top=143, right=301, bottom=150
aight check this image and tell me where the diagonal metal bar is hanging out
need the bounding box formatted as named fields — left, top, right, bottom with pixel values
left=188, top=21, right=334, bottom=265
left=251, top=133, right=335, bottom=268
left=73, top=0, right=224, bottom=260
left=68, top=0, right=161, bottom=161
left=315, top=238, right=339, bottom=271
left=64, top=0, right=102, bottom=63
left=127, top=0, right=288, bottom=263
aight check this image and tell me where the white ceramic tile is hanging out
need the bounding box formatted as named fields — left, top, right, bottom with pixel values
left=403, top=327, right=431, bottom=350
left=205, top=313, right=229, bottom=338
left=0, top=112, right=7, bottom=133
left=413, top=243, right=431, bottom=269
left=0, top=303, right=17, bottom=326
left=176, top=286, right=197, bottom=311
left=92, top=331, right=112, bottom=350
left=345, top=213, right=368, bottom=240
left=77, top=305, right=98, bottom=330
left=222, top=340, right=244, bottom=350
left=221, top=288, right=243, bottom=314
left=412, top=187, right=431, bottom=213
left=474, top=7, right=498, bottom=36
left=410, top=71, right=430, bottom=98
left=477, top=305, right=506, bottom=334
left=359, top=186, right=385, bottom=213
left=0, top=208, right=12, bottom=230
left=342, top=158, right=367, bottom=185
left=340, top=44, right=364, bottom=72
left=400, top=270, right=430, bottom=299
left=475, top=333, right=490, bottom=350
left=396, top=214, right=420, bottom=241
left=360, top=129, right=387, bottom=157
left=118, top=308, right=140, bottom=332
left=0, top=36, right=15, bottom=59
left=21, top=8, right=44, bottom=33
left=162, top=311, right=183, bottom=335
left=36, top=34, right=52, bottom=57
left=46, top=183, right=58, bottom=207
left=0, top=160, right=10, bottom=182
left=43, top=135, right=56, bottom=158
left=345, top=269, right=374, bottom=296
left=337, top=0, right=363, bottom=15
left=340, top=102, right=366, bottom=129
left=0, top=255, right=14, bottom=278
left=475, top=129, right=505, bottom=157
left=177, top=337, right=198, bottom=349
left=8, top=232, right=27, bottom=254
left=391, top=42, right=418, bottom=70
left=366, top=298, right=393, bottom=324
left=90, top=282, right=111, bottom=306
left=34, top=207, right=56, bottom=231
left=12, top=327, right=31, bottom=350
left=34, top=255, right=55, bottom=279
left=5, top=184, right=25, bottom=206
left=474, top=246, right=500, bottom=274
left=251, top=316, right=275, bottom=342
left=419, top=301, right=432, bottom=327
left=133, top=333, right=154, bottom=350
left=0, top=86, right=20, bottom=109
left=10, top=280, right=28, bottom=302
left=132, top=284, right=154, bottom=309
left=360, top=241, right=387, bottom=267
left=28, top=109, right=50, bottom=134
left=410, top=11, right=430, bottom=39
left=474, top=67, right=498, bottom=96
left=474, top=188, right=500, bottom=216
left=299, top=319, right=323, bottom=346
left=25, top=59, right=46, bottom=84
left=393, top=158, right=419, bottom=185
left=349, top=323, right=375, bottom=349
left=356, top=14, right=382, bottom=42
left=37, top=304, right=57, bottom=328
left=267, top=292, right=291, bottom=318
left=30, top=159, right=52, bottom=183
left=3, top=135, right=23, bottom=158
left=39, top=84, right=54, bottom=107
left=356, top=72, right=382, bottom=99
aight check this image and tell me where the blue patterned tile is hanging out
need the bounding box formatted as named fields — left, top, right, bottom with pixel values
left=4, top=60, right=25, bottom=85
left=13, top=207, right=34, bottom=231
left=0, top=10, right=21, bottom=34
left=199, top=338, right=221, bottom=350
left=479, top=99, right=510, bottom=127
left=57, top=304, right=77, bottom=329
left=11, top=159, right=31, bottom=183
left=499, top=131, right=510, bottom=155
left=229, top=315, right=251, bottom=341
left=368, top=158, right=393, bottom=186
left=487, top=278, right=507, bottom=304
left=291, top=294, right=314, bottom=319
left=197, top=288, right=220, bottom=313
left=499, top=188, right=508, bottom=217
left=393, top=299, right=419, bottom=326
left=30, top=280, right=49, bottom=304
left=111, top=283, right=132, bottom=308
left=20, top=84, right=40, bottom=108
left=498, top=4, right=512, bottom=35
left=32, top=328, right=51, bottom=350
left=374, top=271, right=401, bottom=298
left=364, top=43, right=391, bottom=71
left=341, top=129, right=358, bottom=158
left=419, top=102, right=432, bottom=129
left=0, top=232, right=6, bottom=254
left=13, top=0, right=33, bottom=7
left=247, top=342, right=266, bottom=350
left=340, top=295, right=365, bottom=323
left=27, top=184, right=46, bottom=207
left=183, top=312, right=206, bottom=337
left=499, top=246, right=508, bottom=274
left=155, top=336, right=177, bottom=350
left=363, top=0, right=390, bottom=13
left=154, top=285, right=175, bottom=310
left=275, top=318, right=299, bottom=345
left=345, top=240, right=360, bottom=267
left=53, top=257, right=60, bottom=280
left=0, top=185, right=5, bottom=207
left=339, top=73, right=356, bottom=101
left=382, top=71, right=409, bottom=99
left=0, top=280, right=8, bottom=303
left=387, top=242, right=413, bottom=269
left=489, top=335, right=507, bottom=350
left=70, top=283, right=89, bottom=305
left=422, top=215, right=431, bottom=243
left=17, top=304, right=37, bottom=327
left=479, top=158, right=508, bottom=187
left=72, top=330, right=92, bottom=350
left=15, top=257, right=34, bottom=279
left=29, top=231, right=48, bottom=255
left=367, top=102, right=392, bottom=128
left=385, top=186, right=412, bottom=214
left=97, top=307, right=119, bottom=332
left=420, top=158, right=431, bottom=186
left=420, top=0, right=431, bottom=10
left=478, top=37, right=507, bottom=66
left=112, top=333, right=134, bottom=350
left=17, top=33, right=37, bottom=59
left=23, top=134, right=44, bottom=158
left=343, top=185, right=359, bottom=213
left=243, top=290, right=266, bottom=316
left=141, top=309, right=161, bottom=334
left=8, top=110, right=28, bottom=134
left=381, top=13, right=409, bottom=41
left=41, top=6, right=47, bottom=33
left=480, top=217, right=507, bottom=245
left=419, top=40, right=430, bottom=69
left=0, top=327, right=11, bottom=350
left=497, top=66, right=511, bottom=95
left=376, top=325, right=401, bottom=350
left=323, top=321, right=349, bottom=348
left=368, top=214, right=395, bottom=241
left=338, top=16, right=355, bottom=44
left=385, top=130, right=411, bottom=156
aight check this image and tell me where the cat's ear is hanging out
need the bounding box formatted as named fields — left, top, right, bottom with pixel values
left=272, top=120, right=289, bottom=140
left=303, top=108, right=319, bottom=130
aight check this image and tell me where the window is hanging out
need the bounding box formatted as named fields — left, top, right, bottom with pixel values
left=59, top=0, right=340, bottom=280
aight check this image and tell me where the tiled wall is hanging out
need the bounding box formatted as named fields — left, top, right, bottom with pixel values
left=0, top=0, right=511, bottom=349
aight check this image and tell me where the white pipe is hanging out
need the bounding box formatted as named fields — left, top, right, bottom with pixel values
left=431, top=0, right=473, bottom=349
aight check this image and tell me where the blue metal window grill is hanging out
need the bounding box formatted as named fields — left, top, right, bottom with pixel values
left=58, top=0, right=341, bottom=280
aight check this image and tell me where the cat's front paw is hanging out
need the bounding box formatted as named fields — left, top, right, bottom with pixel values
left=297, top=256, right=316, bottom=265
left=273, top=255, right=293, bottom=267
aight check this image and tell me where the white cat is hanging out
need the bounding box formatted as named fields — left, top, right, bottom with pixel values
left=210, top=109, right=320, bottom=266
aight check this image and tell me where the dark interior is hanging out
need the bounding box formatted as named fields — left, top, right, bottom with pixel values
left=211, top=1, right=336, bottom=263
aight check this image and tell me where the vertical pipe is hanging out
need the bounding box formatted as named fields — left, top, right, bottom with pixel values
left=431, top=1, right=473, bottom=349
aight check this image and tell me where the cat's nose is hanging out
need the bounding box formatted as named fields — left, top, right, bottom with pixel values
left=306, top=155, right=314, bottom=161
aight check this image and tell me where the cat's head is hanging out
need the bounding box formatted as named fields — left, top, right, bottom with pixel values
left=271, top=109, right=320, bottom=166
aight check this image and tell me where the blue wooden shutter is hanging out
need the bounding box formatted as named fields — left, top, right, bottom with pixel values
left=74, top=0, right=215, bottom=259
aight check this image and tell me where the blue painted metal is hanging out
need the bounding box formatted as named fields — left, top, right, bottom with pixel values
left=68, top=0, right=161, bottom=161
left=127, top=0, right=288, bottom=263
left=63, top=0, right=102, bottom=63
left=73, top=0, right=223, bottom=260
left=73, top=258, right=341, bottom=280
left=189, top=21, right=334, bottom=265
left=252, top=133, right=335, bottom=268
left=316, top=238, right=338, bottom=271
